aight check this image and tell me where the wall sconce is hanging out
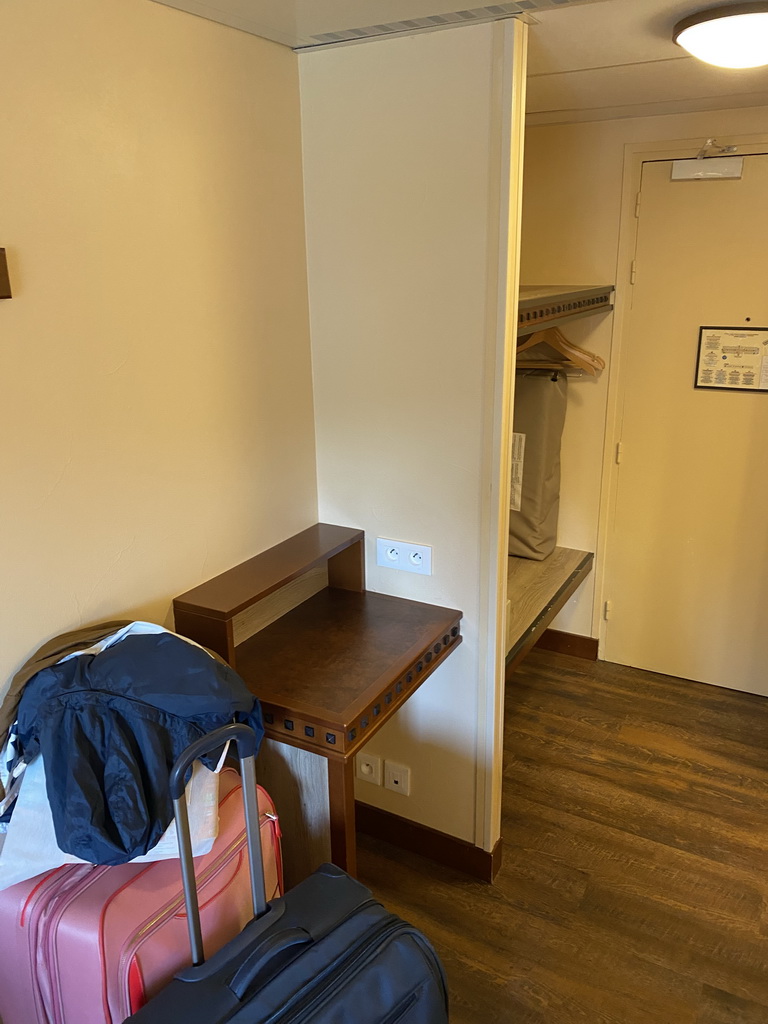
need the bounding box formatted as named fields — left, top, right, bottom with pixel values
left=0, top=249, right=11, bottom=299
left=674, top=3, right=768, bottom=68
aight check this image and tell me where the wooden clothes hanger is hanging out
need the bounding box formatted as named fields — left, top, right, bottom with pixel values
left=517, top=327, right=605, bottom=376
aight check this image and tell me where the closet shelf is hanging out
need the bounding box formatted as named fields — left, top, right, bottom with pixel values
left=506, top=547, right=594, bottom=672
left=518, top=285, right=614, bottom=337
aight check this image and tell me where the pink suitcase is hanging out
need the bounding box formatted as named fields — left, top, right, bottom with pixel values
left=0, top=766, right=282, bottom=1024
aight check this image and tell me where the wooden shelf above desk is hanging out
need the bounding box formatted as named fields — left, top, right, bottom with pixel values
left=173, top=523, right=367, bottom=662
left=173, top=523, right=462, bottom=884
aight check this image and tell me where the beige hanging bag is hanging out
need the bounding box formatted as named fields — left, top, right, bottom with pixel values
left=509, top=372, right=568, bottom=560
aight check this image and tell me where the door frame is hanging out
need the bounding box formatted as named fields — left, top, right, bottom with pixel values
left=594, top=133, right=768, bottom=656
left=475, top=18, right=528, bottom=854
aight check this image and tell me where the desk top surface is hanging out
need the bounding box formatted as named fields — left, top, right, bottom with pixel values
left=235, top=588, right=462, bottom=757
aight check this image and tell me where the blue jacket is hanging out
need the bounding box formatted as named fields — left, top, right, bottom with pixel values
left=13, top=630, right=263, bottom=865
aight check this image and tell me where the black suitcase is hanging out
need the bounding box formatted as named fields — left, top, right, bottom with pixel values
left=126, top=723, right=449, bottom=1024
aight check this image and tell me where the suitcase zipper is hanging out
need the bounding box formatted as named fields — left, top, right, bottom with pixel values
left=379, top=990, right=418, bottom=1024
left=273, top=918, right=446, bottom=1024
left=20, top=865, right=89, bottom=1024
left=36, top=865, right=110, bottom=1024
left=117, top=810, right=280, bottom=1018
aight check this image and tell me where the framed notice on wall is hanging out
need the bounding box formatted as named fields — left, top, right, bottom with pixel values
left=695, top=327, right=768, bottom=392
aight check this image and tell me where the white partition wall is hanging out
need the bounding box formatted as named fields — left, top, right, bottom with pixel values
left=300, top=20, right=526, bottom=851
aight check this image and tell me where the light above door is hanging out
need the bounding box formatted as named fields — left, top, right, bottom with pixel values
left=674, top=2, right=768, bottom=68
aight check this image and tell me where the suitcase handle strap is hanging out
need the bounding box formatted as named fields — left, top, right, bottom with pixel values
left=228, top=927, right=312, bottom=999
left=170, top=723, right=268, bottom=966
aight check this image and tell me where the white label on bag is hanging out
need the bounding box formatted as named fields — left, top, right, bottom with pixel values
left=510, top=433, right=525, bottom=512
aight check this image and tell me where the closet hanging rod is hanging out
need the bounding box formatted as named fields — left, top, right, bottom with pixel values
left=518, top=285, right=614, bottom=337
left=516, top=362, right=590, bottom=377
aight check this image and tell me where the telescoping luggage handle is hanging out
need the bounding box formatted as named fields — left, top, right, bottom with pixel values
left=169, top=723, right=268, bottom=967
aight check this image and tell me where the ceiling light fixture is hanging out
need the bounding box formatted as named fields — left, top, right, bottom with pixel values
left=673, top=2, right=768, bottom=68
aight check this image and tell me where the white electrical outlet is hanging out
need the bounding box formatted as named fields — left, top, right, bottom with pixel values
left=384, top=761, right=411, bottom=796
left=376, top=538, right=400, bottom=568
left=355, top=752, right=383, bottom=786
left=402, top=543, right=431, bottom=575
left=376, top=538, right=432, bottom=575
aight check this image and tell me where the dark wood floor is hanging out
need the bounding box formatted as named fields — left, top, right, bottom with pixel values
left=357, top=649, right=768, bottom=1024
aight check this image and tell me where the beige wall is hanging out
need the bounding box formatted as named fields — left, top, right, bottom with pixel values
left=0, top=0, right=317, bottom=688
left=300, top=23, right=522, bottom=844
left=521, top=105, right=768, bottom=637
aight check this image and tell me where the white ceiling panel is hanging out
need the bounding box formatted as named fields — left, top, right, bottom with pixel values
left=527, top=0, right=696, bottom=74
left=526, top=0, right=768, bottom=123
left=149, top=0, right=613, bottom=49
left=149, top=0, right=768, bottom=123
left=529, top=53, right=768, bottom=111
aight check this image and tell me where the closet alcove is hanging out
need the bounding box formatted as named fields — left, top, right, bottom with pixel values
left=505, top=284, right=614, bottom=670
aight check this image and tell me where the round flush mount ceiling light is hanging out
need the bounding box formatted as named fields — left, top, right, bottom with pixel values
left=673, top=2, right=768, bottom=68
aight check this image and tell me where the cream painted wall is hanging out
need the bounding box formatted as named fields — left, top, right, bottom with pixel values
left=300, top=22, right=522, bottom=845
left=521, top=104, right=768, bottom=638
left=0, top=0, right=317, bottom=689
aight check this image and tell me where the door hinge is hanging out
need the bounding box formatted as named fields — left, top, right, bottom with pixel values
left=634, top=191, right=642, bottom=218
left=615, top=441, right=624, bottom=465
left=630, top=259, right=637, bottom=285
left=604, top=600, right=613, bottom=621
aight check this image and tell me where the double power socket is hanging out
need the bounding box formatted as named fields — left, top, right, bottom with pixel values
left=355, top=753, right=411, bottom=796
left=375, top=537, right=432, bottom=576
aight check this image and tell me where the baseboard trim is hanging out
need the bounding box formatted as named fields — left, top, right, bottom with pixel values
left=534, top=628, right=598, bottom=660
left=356, top=802, right=503, bottom=883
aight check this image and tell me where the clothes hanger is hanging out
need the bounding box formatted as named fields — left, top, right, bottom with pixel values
left=517, top=327, right=605, bottom=376
left=518, top=327, right=605, bottom=370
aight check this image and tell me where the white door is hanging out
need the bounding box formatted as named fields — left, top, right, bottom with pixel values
left=604, top=153, right=768, bottom=695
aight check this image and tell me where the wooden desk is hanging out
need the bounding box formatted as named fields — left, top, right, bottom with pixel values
left=173, top=524, right=462, bottom=885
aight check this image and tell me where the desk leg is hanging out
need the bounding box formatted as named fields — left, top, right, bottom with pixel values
left=327, top=757, right=357, bottom=877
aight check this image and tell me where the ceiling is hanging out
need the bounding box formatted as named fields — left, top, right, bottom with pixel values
left=151, top=0, right=768, bottom=124
left=526, top=0, right=768, bottom=123
left=150, top=0, right=609, bottom=48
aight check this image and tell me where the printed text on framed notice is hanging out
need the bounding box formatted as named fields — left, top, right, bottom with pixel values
left=695, top=327, right=768, bottom=392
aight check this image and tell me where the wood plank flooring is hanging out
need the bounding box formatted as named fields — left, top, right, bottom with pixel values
left=356, top=650, right=768, bottom=1024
